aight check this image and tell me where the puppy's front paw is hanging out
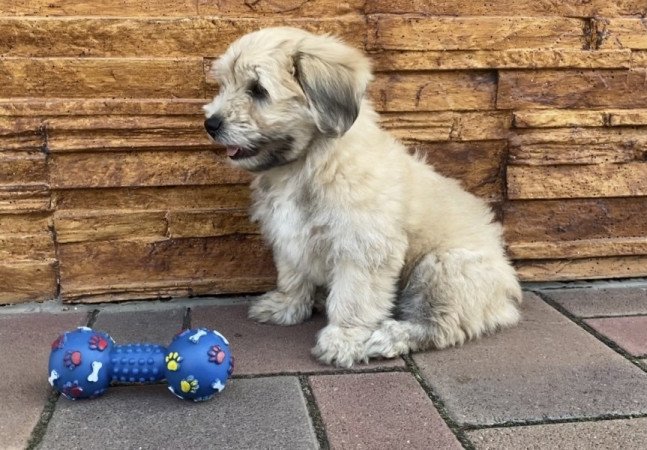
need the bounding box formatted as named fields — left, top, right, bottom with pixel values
left=312, top=325, right=371, bottom=368
left=248, top=291, right=312, bottom=326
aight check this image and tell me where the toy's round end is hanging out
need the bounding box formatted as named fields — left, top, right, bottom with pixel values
left=164, top=328, right=233, bottom=401
left=48, top=327, right=113, bottom=400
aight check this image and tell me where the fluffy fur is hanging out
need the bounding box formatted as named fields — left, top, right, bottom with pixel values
left=203, top=27, right=522, bottom=367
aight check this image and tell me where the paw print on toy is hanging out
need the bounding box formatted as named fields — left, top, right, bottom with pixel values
left=208, top=345, right=226, bottom=364
left=165, top=351, right=183, bottom=371
left=180, top=375, right=199, bottom=394
left=88, top=334, right=109, bottom=351
left=63, top=350, right=82, bottom=369
left=62, top=380, right=84, bottom=399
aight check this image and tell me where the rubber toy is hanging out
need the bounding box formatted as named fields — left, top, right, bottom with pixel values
left=48, top=327, right=234, bottom=402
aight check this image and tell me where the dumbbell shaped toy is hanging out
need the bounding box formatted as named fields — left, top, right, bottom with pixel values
left=48, top=327, right=234, bottom=402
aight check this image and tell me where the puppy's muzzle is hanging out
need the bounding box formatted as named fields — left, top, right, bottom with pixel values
left=204, top=115, right=223, bottom=139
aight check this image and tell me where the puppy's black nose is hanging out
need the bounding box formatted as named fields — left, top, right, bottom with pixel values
left=204, top=115, right=223, bottom=137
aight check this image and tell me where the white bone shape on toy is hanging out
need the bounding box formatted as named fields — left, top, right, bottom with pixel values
left=48, top=370, right=59, bottom=386
left=87, top=361, right=103, bottom=382
left=189, top=329, right=207, bottom=343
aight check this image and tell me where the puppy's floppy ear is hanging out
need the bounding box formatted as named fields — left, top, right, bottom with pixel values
left=294, top=37, right=373, bottom=137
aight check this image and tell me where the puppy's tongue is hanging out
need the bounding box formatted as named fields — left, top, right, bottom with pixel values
left=226, top=146, right=242, bottom=157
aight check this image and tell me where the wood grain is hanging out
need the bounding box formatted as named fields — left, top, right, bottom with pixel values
left=498, top=69, right=647, bottom=109
left=0, top=152, right=47, bottom=185
left=45, top=116, right=210, bottom=152
left=197, top=0, right=363, bottom=16
left=58, top=235, right=275, bottom=301
left=515, top=256, right=647, bottom=281
left=0, top=0, right=197, bottom=16
left=0, top=186, right=50, bottom=213
left=52, top=185, right=251, bottom=211
left=508, top=163, right=647, bottom=200
left=0, top=99, right=206, bottom=117
left=49, top=150, right=250, bottom=189
left=54, top=211, right=168, bottom=243
left=0, top=17, right=365, bottom=58
left=0, top=261, right=57, bottom=304
left=168, top=210, right=259, bottom=238
left=365, top=0, right=646, bottom=17
left=600, top=19, right=647, bottom=50
left=370, top=72, right=497, bottom=111
left=0, top=58, right=205, bottom=98
left=368, top=16, right=585, bottom=51
left=371, top=50, right=631, bottom=71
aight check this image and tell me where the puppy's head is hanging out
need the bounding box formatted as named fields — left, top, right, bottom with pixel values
left=203, top=27, right=372, bottom=172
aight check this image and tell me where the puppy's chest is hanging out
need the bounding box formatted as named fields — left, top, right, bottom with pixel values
left=252, top=181, right=331, bottom=276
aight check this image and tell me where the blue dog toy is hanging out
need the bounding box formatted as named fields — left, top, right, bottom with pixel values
left=48, top=327, right=234, bottom=402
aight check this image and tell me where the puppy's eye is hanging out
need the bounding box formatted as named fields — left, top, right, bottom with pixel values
left=247, top=81, right=268, bottom=100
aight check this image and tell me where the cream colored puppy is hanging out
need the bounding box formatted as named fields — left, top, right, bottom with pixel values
left=203, top=27, right=522, bottom=367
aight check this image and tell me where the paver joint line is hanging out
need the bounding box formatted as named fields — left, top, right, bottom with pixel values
left=402, top=354, right=476, bottom=450
left=461, top=411, right=647, bottom=431
left=299, top=375, right=330, bottom=450
left=534, top=289, right=647, bottom=375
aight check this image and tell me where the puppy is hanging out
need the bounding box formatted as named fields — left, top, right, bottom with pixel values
left=203, top=27, right=522, bottom=367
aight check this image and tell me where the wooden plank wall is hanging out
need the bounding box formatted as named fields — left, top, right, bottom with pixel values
left=1, top=1, right=646, bottom=304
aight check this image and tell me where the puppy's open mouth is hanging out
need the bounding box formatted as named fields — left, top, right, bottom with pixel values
left=226, top=146, right=258, bottom=160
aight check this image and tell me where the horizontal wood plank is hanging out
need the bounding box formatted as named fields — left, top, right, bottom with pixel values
left=508, top=162, right=647, bottom=200
left=0, top=212, right=51, bottom=234
left=498, top=69, right=647, bottom=109
left=58, top=235, right=275, bottom=301
left=49, top=150, right=250, bottom=189
left=52, top=185, right=251, bottom=211
left=515, top=256, right=647, bottom=281
left=61, top=277, right=276, bottom=303
left=0, top=0, right=197, bottom=16
left=609, top=109, right=647, bottom=126
left=0, top=261, right=57, bottom=304
left=0, top=152, right=47, bottom=186
left=371, top=50, right=631, bottom=71
left=509, top=127, right=647, bottom=165
left=0, top=17, right=365, bottom=58
left=54, top=211, right=168, bottom=243
left=365, top=0, right=646, bottom=17
left=504, top=198, right=647, bottom=243
left=516, top=109, right=647, bottom=128
left=168, top=210, right=259, bottom=238
left=0, top=186, right=50, bottom=213
left=600, top=19, right=647, bottom=50
left=513, top=110, right=608, bottom=128
left=0, top=233, right=55, bottom=261
left=370, top=72, right=497, bottom=112
left=380, top=111, right=510, bottom=142
left=0, top=58, right=205, bottom=98
left=0, top=99, right=206, bottom=117
left=45, top=116, right=210, bottom=152
left=197, top=0, right=363, bottom=16
left=368, top=16, right=585, bottom=51
left=509, top=237, right=647, bottom=259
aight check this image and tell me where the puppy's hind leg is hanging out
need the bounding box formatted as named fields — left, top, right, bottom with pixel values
left=365, top=251, right=522, bottom=358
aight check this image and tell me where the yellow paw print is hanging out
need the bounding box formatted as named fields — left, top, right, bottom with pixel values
left=165, top=352, right=183, bottom=371
left=180, top=375, right=199, bottom=394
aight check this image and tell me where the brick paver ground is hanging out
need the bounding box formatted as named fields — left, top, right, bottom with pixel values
left=1, top=283, right=646, bottom=449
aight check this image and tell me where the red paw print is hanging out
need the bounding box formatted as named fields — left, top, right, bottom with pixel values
left=208, top=345, right=226, bottom=364
left=89, top=334, right=108, bottom=351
